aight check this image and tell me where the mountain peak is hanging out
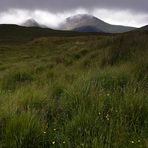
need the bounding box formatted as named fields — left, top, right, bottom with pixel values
left=66, top=14, right=99, bottom=23
left=22, top=18, right=40, bottom=27
left=60, top=14, right=135, bottom=33
left=60, top=14, right=102, bottom=31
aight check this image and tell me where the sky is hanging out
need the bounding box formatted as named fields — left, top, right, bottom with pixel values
left=0, top=0, right=148, bottom=28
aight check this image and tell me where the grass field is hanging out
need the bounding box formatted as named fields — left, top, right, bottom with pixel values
left=0, top=26, right=148, bottom=147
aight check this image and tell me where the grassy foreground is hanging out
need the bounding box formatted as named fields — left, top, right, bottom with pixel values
left=0, top=28, right=148, bottom=147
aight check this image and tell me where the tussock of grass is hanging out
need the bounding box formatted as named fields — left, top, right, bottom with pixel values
left=1, top=69, right=33, bottom=91
left=3, top=112, right=44, bottom=148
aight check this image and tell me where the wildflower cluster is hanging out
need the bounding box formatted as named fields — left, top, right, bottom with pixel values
left=106, top=114, right=110, bottom=121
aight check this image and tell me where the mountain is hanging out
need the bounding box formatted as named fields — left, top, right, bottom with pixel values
left=73, top=25, right=102, bottom=32
left=21, top=19, right=47, bottom=28
left=59, top=14, right=136, bottom=33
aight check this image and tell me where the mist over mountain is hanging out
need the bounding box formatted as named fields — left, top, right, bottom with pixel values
left=10, top=14, right=139, bottom=33
left=21, top=19, right=40, bottom=27
left=59, top=14, right=136, bottom=33
left=21, top=19, right=47, bottom=28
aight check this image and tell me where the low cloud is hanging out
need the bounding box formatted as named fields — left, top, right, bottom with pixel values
left=0, top=8, right=88, bottom=28
left=0, top=8, right=148, bottom=28
left=93, top=9, right=148, bottom=27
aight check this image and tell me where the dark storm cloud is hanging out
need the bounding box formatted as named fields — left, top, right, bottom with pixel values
left=0, top=0, right=148, bottom=13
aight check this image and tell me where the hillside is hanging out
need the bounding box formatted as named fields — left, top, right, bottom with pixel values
left=0, top=25, right=147, bottom=147
left=73, top=25, right=102, bottom=32
left=60, top=14, right=136, bottom=33
left=138, top=25, right=148, bottom=31
left=0, top=24, right=107, bottom=43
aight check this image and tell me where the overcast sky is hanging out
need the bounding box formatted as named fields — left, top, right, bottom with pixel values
left=0, top=0, right=148, bottom=27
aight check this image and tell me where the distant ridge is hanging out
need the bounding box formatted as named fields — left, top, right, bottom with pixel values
left=0, top=24, right=105, bottom=43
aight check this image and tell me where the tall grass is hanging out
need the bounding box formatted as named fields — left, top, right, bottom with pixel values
left=0, top=31, right=147, bottom=147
